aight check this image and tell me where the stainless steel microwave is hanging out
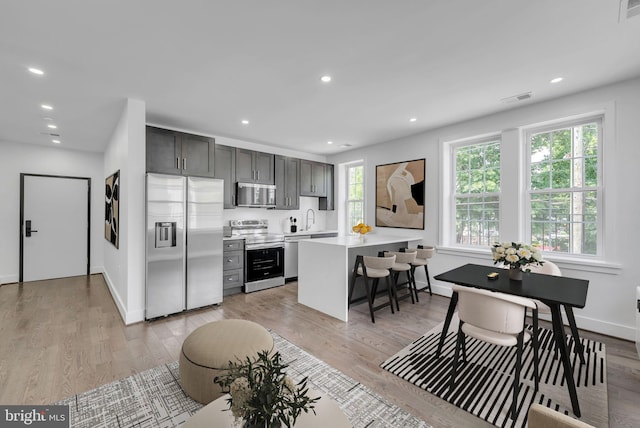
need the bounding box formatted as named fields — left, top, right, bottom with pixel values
left=236, top=182, right=276, bottom=208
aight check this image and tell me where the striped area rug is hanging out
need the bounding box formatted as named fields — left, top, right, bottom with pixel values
left=381, top=319, right=608, bottom=427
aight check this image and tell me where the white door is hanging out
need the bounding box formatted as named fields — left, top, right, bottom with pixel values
left=22, top=175, right=89, bottom=282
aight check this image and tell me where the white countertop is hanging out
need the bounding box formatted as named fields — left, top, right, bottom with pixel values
left=283, top=230, right=338, bottom=237
left=302, top=234, right=422, bottom=247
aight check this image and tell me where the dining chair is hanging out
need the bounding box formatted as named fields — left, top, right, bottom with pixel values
left=384, top=250, right=418, bottom=309
left=526, top=261, right=585, bottom=363
left=403, top=245, right=435, bottom=301
left=449, top=284, right=539, bottom=420
left=348, top=254, right=396, bottom=323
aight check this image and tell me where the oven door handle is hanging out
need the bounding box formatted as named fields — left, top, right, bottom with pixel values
left=246, top=243, right=285, bottom=250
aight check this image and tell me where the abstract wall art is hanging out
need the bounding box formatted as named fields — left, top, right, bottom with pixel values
left=105, top=170, right=120, bottom=248
left=375, top=158, right=425, bottom=230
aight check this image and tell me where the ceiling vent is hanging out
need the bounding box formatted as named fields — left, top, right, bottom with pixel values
left=619, top=0, right=640, bottom=21
left=500, top=92, right=532, bottom=104
left=340, top=143, right=352, bottom=148
left=40, top=132, right=60, bottom=137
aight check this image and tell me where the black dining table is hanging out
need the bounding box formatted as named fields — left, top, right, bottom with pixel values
left=434, top=263, right=589, bottom=417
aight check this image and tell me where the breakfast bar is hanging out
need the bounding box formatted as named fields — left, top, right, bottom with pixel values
left=298, top=234, right=421, bottom=321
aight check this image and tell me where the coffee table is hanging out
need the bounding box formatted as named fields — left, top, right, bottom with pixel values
left=183, top=389, right=351, bottom=428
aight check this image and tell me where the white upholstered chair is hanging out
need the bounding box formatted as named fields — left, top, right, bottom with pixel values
left=348, top=254, right=396, bottom=323
left=449, top=284, right=539, bottom=420
left=404, top=245, right=435, bottom=300
left=384, top=250, right=418, bottom=308
left=528, top=403, right=595, bottom=428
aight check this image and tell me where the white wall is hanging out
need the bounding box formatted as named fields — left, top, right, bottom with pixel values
left=0, top=141, right=104, bottom=284
left=328, top=77, right=640, bottom=341
left=103, top=98, right=146, bottom=324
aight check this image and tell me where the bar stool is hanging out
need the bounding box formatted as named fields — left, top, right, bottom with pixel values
left=405, top=245, right=435, bottom=302
left=348, top=254, right=396, bottom=323
left=384, top=250, right=417, bottom=309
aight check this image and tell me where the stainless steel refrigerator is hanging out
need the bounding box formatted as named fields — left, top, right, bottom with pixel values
left=145, top=173, right=223, bottom=319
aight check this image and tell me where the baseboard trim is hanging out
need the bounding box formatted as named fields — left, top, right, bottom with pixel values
left=0, top=274, right=19, bottom=285
left=101, top=270, right=128, bottom=324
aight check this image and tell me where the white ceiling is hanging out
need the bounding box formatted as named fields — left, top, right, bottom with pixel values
left=2, top=1, right=640, bottom=155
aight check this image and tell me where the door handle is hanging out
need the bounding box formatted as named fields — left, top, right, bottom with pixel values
left=25, top=220, right=38, bottom=237
left=183, top=158, right=187, bottom=170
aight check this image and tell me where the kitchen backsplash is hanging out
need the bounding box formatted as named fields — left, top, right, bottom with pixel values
left=222, top=196, right=330, bottom=233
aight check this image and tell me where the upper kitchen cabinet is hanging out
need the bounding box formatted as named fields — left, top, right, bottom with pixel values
left=214, top=144, right=236, bottom=209
left=319, top=163, right=335, bottom=211
left=300, top=160, right=327, bottom=197
left=235, top=148, right=275, bottom=184
left=146, top=126, right=215, bottom=178
left=274, top=155, right=299, bottom=210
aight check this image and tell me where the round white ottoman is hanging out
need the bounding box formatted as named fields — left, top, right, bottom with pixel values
left=179, top=319, right=274, bottom=404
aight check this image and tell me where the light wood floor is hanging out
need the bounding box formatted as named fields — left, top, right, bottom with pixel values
left=1, top=274, right=639, bottom=427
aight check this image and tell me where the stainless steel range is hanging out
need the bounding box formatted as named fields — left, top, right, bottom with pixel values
left=230, top=219, right=285, bottom=293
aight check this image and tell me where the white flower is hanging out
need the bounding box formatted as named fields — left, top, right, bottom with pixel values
left=532, top=248, right=542, bottom=261
left=505, top=254, right=520, bottom=263
left=283, top=376, right=296, bottom=395
left=501, top=241, right=512, bottom=249
left=229, top=377, right=252, bottom=418
left=516, top=248, right=531, bottom=259
left=505, top=247, right=517, bottom=255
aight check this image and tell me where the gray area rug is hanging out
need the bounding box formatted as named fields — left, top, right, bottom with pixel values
left=381, top=319, right=608, bottom=428
left=57, top=331, right=431, bottom=427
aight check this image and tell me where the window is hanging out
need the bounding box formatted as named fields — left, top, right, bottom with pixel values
left=527, top=117, right=601, bottom=255
left=346, top=162, right=364, bottom=230
left=453, top=138, right=501, bottom=246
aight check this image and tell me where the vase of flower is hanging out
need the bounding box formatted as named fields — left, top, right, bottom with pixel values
left=491, top=241, right=544, bottom=281
left=508, top=266, right=523, bottom=281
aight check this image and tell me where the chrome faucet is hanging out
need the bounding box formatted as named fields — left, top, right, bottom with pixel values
left=305, top=208, right=315, bottom=231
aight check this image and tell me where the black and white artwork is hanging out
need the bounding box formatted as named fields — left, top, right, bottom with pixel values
left=105, top=170, right=120, bottom=248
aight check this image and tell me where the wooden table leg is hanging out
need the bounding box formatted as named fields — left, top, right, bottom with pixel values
left=436, top=291, right=458, bottom=357
left=550, top=303, right=581, bottom=417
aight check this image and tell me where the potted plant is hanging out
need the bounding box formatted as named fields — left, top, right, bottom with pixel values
left=213, top=350, right=319, bottom=428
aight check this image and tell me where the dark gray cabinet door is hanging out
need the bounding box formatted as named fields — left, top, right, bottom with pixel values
left=235, top=148, right=255, bottom=182
left=181, top=133, right=215, bottom=177
left=235, top=148, right=274, bottom=184
left=214, top=144, right=236, bottom=208
left=146, top=126, right=181, bottom=175
left=274, top=155, right=299, bottom=209
left=319, top=163, right=334, bottom=211
left=146, top=126, right=214, bottom=177
left=300, top=160, right=327, bottom=197
left=254, top=151, right=275, bottom=184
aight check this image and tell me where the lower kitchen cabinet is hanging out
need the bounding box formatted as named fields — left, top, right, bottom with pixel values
left=223, top=239, right=244, bottom=296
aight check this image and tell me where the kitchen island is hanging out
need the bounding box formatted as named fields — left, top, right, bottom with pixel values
left=298, top=234, right=421, bottom=321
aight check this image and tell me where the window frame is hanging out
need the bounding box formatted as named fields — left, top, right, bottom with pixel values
left=523, top=115, right=604, bottom=257
left=448, top=134, right=502, bottom=248
left=345, top=161, right=365, bottom=232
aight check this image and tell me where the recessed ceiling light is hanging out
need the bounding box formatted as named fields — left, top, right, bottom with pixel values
left=28, top=67, right=44, bottom=75
left=41, top=104, right=53, bottom=110
left=241, top=119, right=249, bottom=125
left=550, top=77, right=564, bottom=84
left=52, top=139, right=61, bottom=144
left=409, top=117, right=417, bottom=122
left=320, top=75, right=332, bottom=83
left=47, top=124, right=57, bottom=129
left=327, top=141, right=333, bottom=145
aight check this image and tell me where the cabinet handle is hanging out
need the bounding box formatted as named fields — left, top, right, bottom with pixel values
left=183, top=158, right=186, bottom=170
left=227, top=259, right=233, bottom=262
left=257, top=170, right=260, bottom=181
left=177, top=157, right=180, bottom=169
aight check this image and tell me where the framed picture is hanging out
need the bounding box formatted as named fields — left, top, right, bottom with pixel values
left=105, top=170, right=120, bottom=248
left=375, top=158, right=425, bottom=230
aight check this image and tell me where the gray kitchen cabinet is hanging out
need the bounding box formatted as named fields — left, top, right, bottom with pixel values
left=274, top=155, right=299, bottom=210
left=235, top=148, right=274, bottom=184
left=319, top=163, right=334, bottom=211
left=146, top=126, right=215, bottom=177
left=223, top=239, right=244, bottom=296
left=300, top=160, right=327, bottom=197
left=214, top=144, right=236, bottom=209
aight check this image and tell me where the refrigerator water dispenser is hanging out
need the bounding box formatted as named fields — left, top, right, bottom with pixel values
left=155, top=222, right=176, bottom=248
